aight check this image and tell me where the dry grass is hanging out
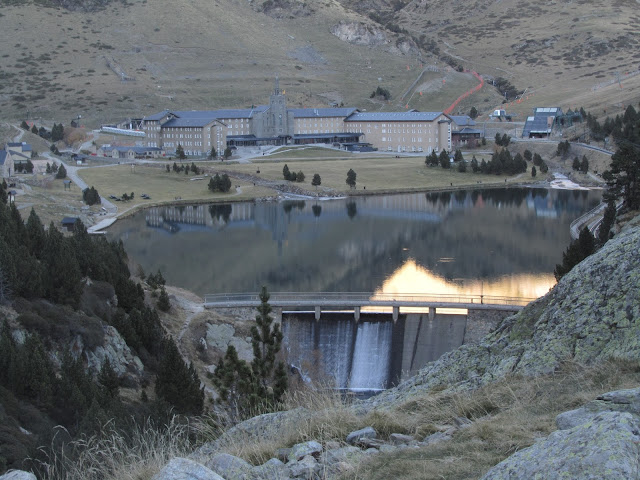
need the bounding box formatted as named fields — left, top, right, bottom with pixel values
left=77, top=163, right=274, bottom=209
left=227, top=154, right=529, bottom=193
left=34, top=417, right=194, bottom=480
left=341, top=359, right=640, bottom=480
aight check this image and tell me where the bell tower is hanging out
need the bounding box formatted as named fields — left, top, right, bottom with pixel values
left=269, top=75, right=288, bottom=137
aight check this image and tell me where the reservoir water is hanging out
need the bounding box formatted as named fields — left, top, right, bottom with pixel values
left=107, top=187, right=601, bottom=390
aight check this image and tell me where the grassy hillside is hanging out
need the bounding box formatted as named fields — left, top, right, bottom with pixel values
left=0, top=0, right=638, bottom=128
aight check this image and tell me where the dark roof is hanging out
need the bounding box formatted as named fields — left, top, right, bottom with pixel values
left=143, top=110, right=171, bottom=121
left=145, top=106, right=270, bottom=128
left=453, top=127, right=482, bottom=135
left=7, top=142, right=31, bottom=151
left=522, top=107, right=562, bottom=137
left=61, top=217, right=79, bottom=225
left=449, top=115, right=476, bottom=127
left=162, top=117, right=220, bottom=128
left=345, top=112, right=444, bottom=122
left=293, top=133, right=362, bottom=139
left=289, top=107, right=358, bottom=118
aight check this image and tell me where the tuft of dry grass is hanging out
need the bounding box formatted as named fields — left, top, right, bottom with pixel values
left=33, top=417, right=194, bottom=480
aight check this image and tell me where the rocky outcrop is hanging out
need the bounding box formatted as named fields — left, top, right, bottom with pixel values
left=482, top=387, right=640, bottom=479
left=330, top=21, right=389, bottom=47
left=0, top=472, right=37, bottom=480
left=364, top=223, right=640, bottom=411
left=330, top=21, right=420, bottom=56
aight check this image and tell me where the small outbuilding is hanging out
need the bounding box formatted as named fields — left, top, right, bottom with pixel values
left=61, top=216, right=80, bottom=232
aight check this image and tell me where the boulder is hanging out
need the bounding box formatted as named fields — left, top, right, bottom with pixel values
left=287, top=440, right=322, bottom=462
left=346, top=426, right=376, bottom=445
left=0, top=472, right=37, bottom=480
left=204, top=453, right=253, bottom=480
left=151, top=458, right=223, bottom=480
left=556, top=387, right=640, bottom=430
left=287, top=454, right=319, bottom=478
left=252, top=458, right=290, bottom=480
left=481, top=411, right=640, bottom=480
left=389, top=433, right=415, bottom=445
left=423, top=431, right=452, bottom=446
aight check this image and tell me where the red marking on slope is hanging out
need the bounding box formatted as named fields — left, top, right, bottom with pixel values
left=443, top=70, right=484, bottom=115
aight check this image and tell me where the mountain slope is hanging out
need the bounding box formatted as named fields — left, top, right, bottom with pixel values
left=0, top=0, right=638, bottom=127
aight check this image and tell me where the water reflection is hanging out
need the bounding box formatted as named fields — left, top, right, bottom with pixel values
left=108, top=187, right=601, bottom=297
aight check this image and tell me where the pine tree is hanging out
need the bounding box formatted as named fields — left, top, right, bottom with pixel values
left=346, top=168, right=357, bottom=188
left=598, top=198, right=616, bottom=245
left=157, top=286, right=171, bottom=312
left=311, top=174, right=321, bottom=189
left=176, top=144, right=186, bottom=160
left=155, top=338, right=204, bottom=415
left=439, top=149, right=450, bottom=169
left=98, top=358, right=120, bottom=400
left=250, top=286, right=287, bottom=404
left=212, top=345, right=258, bottom=423
left=554, top=227, right=596, bottom=281
left=283, top=164, right=291, bottom=181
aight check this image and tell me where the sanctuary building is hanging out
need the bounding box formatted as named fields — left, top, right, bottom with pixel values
left=140, top=79, right=468, bottom=156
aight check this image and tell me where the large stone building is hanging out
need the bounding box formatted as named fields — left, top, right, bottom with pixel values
left=0, top=142, right=32, bottom=178
left=141, top=79, right=459, bottom=156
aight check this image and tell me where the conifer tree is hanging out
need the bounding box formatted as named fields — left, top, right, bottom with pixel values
left=212, top=345, right=258, bottom=423
left=155, top=338, right=204, bottom=415
left=98, top=358, right=120, bottom=400
left=554, top=227, right=596, bottom=281
left=250, top=286, right=287, bottom=404
left=157, top=285, right=171, bottom=312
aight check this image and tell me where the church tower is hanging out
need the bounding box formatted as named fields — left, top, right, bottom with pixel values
left=268, top=76, right=289, bottom=137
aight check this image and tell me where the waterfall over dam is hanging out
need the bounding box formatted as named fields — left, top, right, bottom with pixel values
left=282, top=311, right=469, bottom=391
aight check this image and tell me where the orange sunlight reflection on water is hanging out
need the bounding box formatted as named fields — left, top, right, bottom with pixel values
left=367, top=259, right=555, bottom=314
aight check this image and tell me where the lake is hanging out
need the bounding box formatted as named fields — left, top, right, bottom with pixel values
left=107, top=187, right=602, bottom=299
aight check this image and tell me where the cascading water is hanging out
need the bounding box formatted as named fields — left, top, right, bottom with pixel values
left=348, top=321, right=393, bottom=391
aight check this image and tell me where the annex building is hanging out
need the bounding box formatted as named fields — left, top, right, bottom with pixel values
left=141, top=79, right=463, bottom=156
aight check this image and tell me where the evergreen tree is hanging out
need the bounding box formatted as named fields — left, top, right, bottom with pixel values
left=20, top=120, right=29, bottom=130
left=494, top=133, right=502, bottom=146
left=572, top=156, right=581, bottom=171
left=157, top=286, right=171, bottom=312
left=501, top=134, right=511, bottom=146
left=580, top=156, right=589, bottom=173
left=523, top=149, right=532, bottom=162
left=598, top=198, right=616, bottom=245
left=311, top=174, right=321, bottom=189
left=31, top=124, right=38, bottom=135
left=220, top=174, right=232, bottom=192
left=439, top=149, right=450, bottom=169
left=25, top=208, right=46, bottom=258
left=470, top=155, right=479, bottom=173
left=26, top=159, right=34, bottom=173
left=223, top=147, right=232, bottom=159
left=46, top=162, right=52, bottom=174
left=98, top=358, right=120, bottom=400
left=554, top=227, right=596, bottom=281
left=176, top=144, right=186, bottom=160
left=155, top=338, right=204, bottom=415
left=283, top=164, right=291, bottom=181
left=457, top=160, right=467, bottom=172
left=346, top=168, right=357, bottom=188
left=453, top=149, right=463, bottom=163
left=469, top=106, right=478, bottom=119
left=209, top=147, right=217, bottom=159
left=295, top=171, right=305, bottom=183
left=212, top=345, right=257, bottom=423
left=42, top=223, right=83, bottom=308
left=531, top=166, right=537, bottom=177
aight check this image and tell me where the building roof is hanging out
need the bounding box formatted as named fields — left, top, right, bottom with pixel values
left=145, top=106, right=270, bottom=127
left=144, top=110, right=171, bottom=121
left=61, top=216, right=79, bottom=225
left=453, top=127, right=483, bottom=135
left=344, top=111, right=444, bottom=122
left=522, top=107, right=563, bottom=137
left=449, top=115, right=476, bottom=127
left=7, top=142, right=32, bottom=151
left=289, top=107, right=358, bottom=118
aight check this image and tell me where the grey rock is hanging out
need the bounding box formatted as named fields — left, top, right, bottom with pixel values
left=453, top=416, right=473, bottom=429
left=0, top=472, right=37, bottom=480
left=324, top=440, right=341, bottom=450
left=287, top=440, right=322, bottom=462
left=379, top=444, right=398, bottom=453
left=389, top=433, right=415, bottom=445
left=321, top=446, right=362, bottom=464
left=252, top=458, right=290, bottom=480
left=151, top=458, right=224, bottom=480
left=555, top=407, right=598, bottom=430
left=346, top=426, right=376, bottom=445
left=193, top=409, right=309, bottom=461
left=275, top=447, right=291, bottom=462
left=288, top=455, right=319, bottom=478
left=355, top=437, right=385, bottom=449
left=204, top=453, right=253, bottom=480
left=481, top=411, right=640, bottom=480
left=423, top=431, right=452, bottom=446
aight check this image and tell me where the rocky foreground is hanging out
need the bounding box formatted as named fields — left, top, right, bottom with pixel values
left=3, top=219, right=639, bottom=480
